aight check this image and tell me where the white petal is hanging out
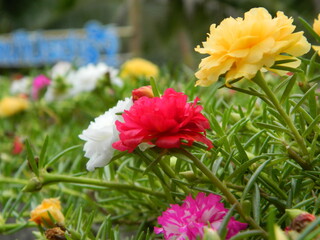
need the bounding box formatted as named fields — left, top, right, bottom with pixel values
left=79, top=97, right=133, bottom=171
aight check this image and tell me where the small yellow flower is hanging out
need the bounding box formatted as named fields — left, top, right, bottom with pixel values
left=120, top=58, right=159, bottom=80
left=195, top=7, right=311, bottom=87
left=29, top=198, right=65, bottom=227
left=0, top=96, right=29, bottom=117
left=312, top=14, right=320, bottom=54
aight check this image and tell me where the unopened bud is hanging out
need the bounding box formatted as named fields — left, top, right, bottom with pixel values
left=22, top=177, right=42, bottom=192
left=290, top=212, right=316, bottom=232
left=180, top=171, right=197, bottom=181
left=286, top=209, right=307, bottom=220
left=203, top=227, right=221, bottom=240
left=132, top=85, right=154, bottom=101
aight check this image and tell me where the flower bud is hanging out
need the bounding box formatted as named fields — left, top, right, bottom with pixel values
left=203, top=227, right=221, bottom=240
left=30, top=198, right=65, bottom=227
left=290, top=212, right=316, bottom=232
left=179, top=171, right=197, bottom=181
left=286, top=209, right=307, bottom=220
left=132, top=85, right=154, bottom=101
left=22, top=177, right=42, bottom=192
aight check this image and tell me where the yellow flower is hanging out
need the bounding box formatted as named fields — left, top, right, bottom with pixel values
left=29, top=198, right=65, bottom=227
left=195, top=7, right=311, bottom=87
left=312, top=14, right=320, bottom=54
left=120, top=58, right=159, bottom=80
left=313, top=14, right=320, bottom=36
left=0, top=96, right=29, bottom=117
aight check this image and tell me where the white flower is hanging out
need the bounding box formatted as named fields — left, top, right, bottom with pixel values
left=10, top=77, right=31, bottom=95
left=68, top=63, right=123, bottom=96
left=96, top=62, right=123, bottom=87
left=68, top=64, right=101, bottom=96
left=79, top=97, right=133, bottom=171
left=44, top=62, right=123, bottom=102
left=44, top=85, right=71, bottom=102
left=51, top=62, right=72, bottom=79
left=44, top=76, right=72, bottom=102
left=44, top=62, right=73, bottom=102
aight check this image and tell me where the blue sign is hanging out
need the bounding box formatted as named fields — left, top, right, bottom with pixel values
left=0, top=21, right=119, bottom=67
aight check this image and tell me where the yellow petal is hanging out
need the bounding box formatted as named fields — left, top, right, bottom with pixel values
left=312, top=45, right=320, bottom=55
left=313, top=14, right=320, bottom=36
left=29, top=198, right=65, bottom=227
left=267, top=55, right=300, bottom=76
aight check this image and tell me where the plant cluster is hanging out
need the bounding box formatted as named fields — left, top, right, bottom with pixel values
left=0, top=7, right=320, bottom=240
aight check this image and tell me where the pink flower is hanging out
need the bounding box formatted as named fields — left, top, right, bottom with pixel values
left=113, top=88, right=213, bottom=152
left=32, top=75, right=51, bottom=99
left=154, top=193, right=247, bottom=240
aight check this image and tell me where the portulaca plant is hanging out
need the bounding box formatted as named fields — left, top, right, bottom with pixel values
left=0, top=7, right=320, bottom=240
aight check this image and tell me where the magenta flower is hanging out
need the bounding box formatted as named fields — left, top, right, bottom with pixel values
left=154, top=193, right=247, bottom=240
left=32, top=75, right=51, bottom=99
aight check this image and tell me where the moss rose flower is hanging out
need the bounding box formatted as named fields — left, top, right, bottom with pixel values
left=29, top=198, right=64, bottom=227
left=120, top=58, right=159, bottom=81
left=0, top=96, right=29, bottom=117
left=154, top=193, right=247, bottom=240
left=113, top=88, right=212, bottom=152
left=32, top=74, right=51, bottom=100
left=79, top=98, right=133, bottom=171
left=195, top=7, right=310, bottom=86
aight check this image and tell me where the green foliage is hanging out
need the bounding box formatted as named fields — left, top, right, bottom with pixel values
left=1, top=17, right=320, bottom=240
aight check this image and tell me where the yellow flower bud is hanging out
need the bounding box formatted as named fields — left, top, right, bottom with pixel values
left=29, top=198, right=65, bottom=227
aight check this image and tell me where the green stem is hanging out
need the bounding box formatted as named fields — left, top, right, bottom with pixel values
left=0, top=177, right=28, bottom=185
left=252, top=71, right=310, bottom=169
left=159, top=160, right=191, bottom=194
left=23, top=172, right=165, bottom=198
left=0, top=177, right=101, bottom=206
left=176, top=148, right=268, bottom=239
left=134, top=149, right=174, bottom=202
left=148, top=148, right=191, bottom=194
left=0, top=222, right=36, bottom=233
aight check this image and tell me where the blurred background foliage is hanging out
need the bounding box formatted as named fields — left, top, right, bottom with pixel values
left=0, top=0, right=320, bottom=69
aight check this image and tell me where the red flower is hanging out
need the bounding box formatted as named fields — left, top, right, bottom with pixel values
left=290, top=213, right=316, bottom=232
left=12, top=136, right=24, bottom=154
left=113, top=88, right=213, bottom=152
